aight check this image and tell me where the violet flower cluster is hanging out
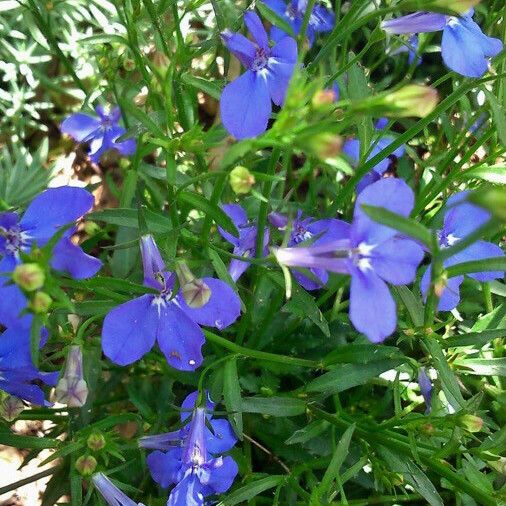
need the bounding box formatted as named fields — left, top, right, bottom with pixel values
left=140, top=391, right=238, bottom=506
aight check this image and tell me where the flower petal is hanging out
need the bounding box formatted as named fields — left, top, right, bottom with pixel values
left=261, top=0, right=287, bottom=18
left=450, top=240, right=504, bottom=282
left=156, top=305, right=205, bottom=371
left=102, top=295, right=158, bottom=366
left=61, top=113, right=101, bottom=142
left=349, top=269, right=397, bottom=343
left=204, top=456, right=239, bottom=494
left=420, top=265, right=464, bottom=311
left=221, top=70, right=272, bottom=139
left=167, top=474, right=205, bottom=506
left=218, top=204, right=248, bottom=246
left=271, top=35, right=298, bottom=63
left=266, top=59, right=296, bottom=106
left=221, top=31, right=256, bottom=68
left=177, top=277, right=241, bottom=330
left=381, top=12, right=446, bottom=34
left=206, top=419, right=237, bottom=454
left=244, top=11, right=269, bottom=50
left=19, top=186, right=94, bottom=246
left=51, top=238, right=102, bottom=279
left=371, top=237, right=425, bottom=285
left=146, top=448, right=182, bottom=488
left=443, top=193, right=491, bottom=239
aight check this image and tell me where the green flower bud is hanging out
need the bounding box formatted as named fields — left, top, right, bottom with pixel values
left=30, top=292, right=52, bottom=314
left=229, top=166, right=255, bottom=195
left=75, top=455, right=97, bottom=477
left=312, top=89, right=336, bottom=109
left=0, top=396, right=25, bottom=421
left=459, top=414, right=483, bottom=433
left=175, top=262, right=212, bottom=308
left=383, top=85, right=439, bottom=118
left=13, top=263, right=45, bottom=292
left=87, top=433, right=106, bottom=451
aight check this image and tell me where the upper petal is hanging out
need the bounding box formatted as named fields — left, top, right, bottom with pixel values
left=449, top=240, right=504, bottom=282
left=457, top=15, right=503, bottom=57
left=352, top=178, right=415, bottom=246
left=220, top=70, right=272, bottom=139
left=244, top=11, right=269, bottom=50
left=221, top=31, right=256, bottom=68
left=271, top=36, right=298, bottom=63
left=156, top=305, right=205, bottom=371
left=349, top=268, right=397, bottom=343
left=261, top=0, right=288, bottom=18
left=218, top=204, right=248, bottom=246
left=265, top=59, right=296, bottom=106
left=381, top=12, right=446, bottom=34
left=177, top=277, right=241, bottom=330
left=206, top=419, right=237, bottom=454
left=20, top=186, right=95, bottom=246
left=101, top=295, right=158, bottom=366
left=61, top=113, right=101, bottom=142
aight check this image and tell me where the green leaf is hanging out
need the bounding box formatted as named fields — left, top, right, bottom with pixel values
left=285, top=420, right=329, bottom=445
left=256, top=2, right=295, bottom=37
left=378, top=446, right=444, bottom=506
left=394, top=285, right=425, bottom=327
left=218, top=475, right=285, bottom=506
left=361, top=204, right=433, bottom=247
left=311, top=424, right=355, bottom=504
left=442, top=328, right=505, bottom=348
left=455, top=358, right=506, bottom=376
left=89, top=208, right=173, bottom=233
left=177, top=191, right=238, bottom=238
left=446, top=257, right=506, bottom=278
left=306, top=358, right=405, bottom=394
left=323, top=344, right=402, bottom=366
left=223, top=357, right=243, bottom=438
left=422, top=337, right=465, bottom=410
left=241, top=396, right=306, bottom=417
left=181, top=73, right=223, bottom=100
left=0, top=432, right=59, bottom=449
left=484, top=88, right=506, bottom=146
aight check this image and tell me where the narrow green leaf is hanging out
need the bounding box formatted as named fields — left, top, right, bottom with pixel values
left=218, top=476, right=285, bottom=506
left=181, top=73, right=223, bottom=100
left=484, top=88, right=506, bottom=146
left=394, top=285, right=425, bottom=327
left=89, top=208, right=172, bottom=233
left=177, top=191, right=238, bottom=238
left=241, top=396, right=306, bottom=417
left=442, top=328, right=505, bottom=348
left=223, top=357, right=243, bottom=438
left=361, top=204, right=432, bottom=247
left=455, top=358, right=506, bottom=376
left=446, top=257, right=506, bottom=278
left=285, top=420, right=329, bottom=445
left=323, top=344, right=402, bottom=366
left=0, top=432, right=59, bottom=449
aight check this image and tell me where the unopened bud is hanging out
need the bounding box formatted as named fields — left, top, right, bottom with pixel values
left=75, top=455, right=97, bottom=476
left=312, top=89, right=336, bottom=108
left=229, top=166, right=255, bottom=194
left=175, top=262, right=211, bottom=308
left=434, top=274, right=448, bottom=298
left=30, top=292, right=52, bottom=314
left=383, top=85, right=439, bottom=118
left=123, top=58, right=135, bottom=71
left=87, top=433, right=106, bottom=451
left=83, top=221, right=100, bottom=236
left=309, top=133, right=343, bottom=160
left=420, top=423, right=435, bottom=436
left=0, top=396, right=24, bottom=421
left=430, top=0, right=480, bottom=13
left=459, top=414, right=483, bottom=433
left=134, top=86, right=149, bottom=107
left=54, top=346, right=89, bottom=407
left=13, top=263, right=45, bottom=291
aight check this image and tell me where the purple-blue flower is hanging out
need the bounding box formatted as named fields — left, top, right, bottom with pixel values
left=421, top=192, right=504, bottom=311
left=92, top=473, right=145, bottom=506
left=220, top=11, right=297, bottom=139
left=218, top=204, right=270, bottom=282
left=61, top=105, right=136, bottom=163
left=0, top=323, right=58, bottom=406
left=0, top=186, right=102, bottom=328
left=274, top=178, right=425, bottom=342
left=141, top=391, right=238, bottom=506
left=101, top=235, right=241, bottom=370
left=342, top=119, right=406, bottom=193
left=269, top=210, right=348, bottom=290
left=382, top=10, right=503, bottom=77
left=418, top=367, right=432, bottom=415
left=262, top=0, right=335, bottom=46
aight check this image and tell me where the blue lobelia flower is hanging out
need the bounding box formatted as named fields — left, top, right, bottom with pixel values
left=92, top=473, right=146, bottom=506
left=262, top=0, right=335, bottom=46
left=381, top=10, right=503, bottom=78
left=220, top=11, right=297, bottom=139
left=269, top=210, right=349, bottom=290
left=0, top=186, right=102, bottom=328
left=342, top=118, right=406, bottom=194
left=218, top=204, right=270, bottom=282
left=274, top=178, right=425, bottom=342
left=418, top=367, right=432, bottom=415
left=420, top=192, right=504, bottom=311
left=101, top=235, right=241, bottom=370
left=0, top=323, right=58, bottom=406
left=61, top=105, right=136, bottom=163
left=141, top=391, right=238, bottom=506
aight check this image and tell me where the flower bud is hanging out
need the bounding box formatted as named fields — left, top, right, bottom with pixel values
left=383, top=85, right=439, bottom=118
left=312, top=89, right=336, bottom=108
left=430, top=0, right=480, bottom=13
left=75, top=455, right=97, bottom=477
left=308, top=133, right=343, bottom=160
left=134, top=86, right=149, bottom=107
left=175, top=262, right=211, bottom=308
left=0, top=396, right=24, bottom=421
left=229, top=166, right=255, bottom=195
left=54, top=345, right=89, bottom=408
left=87, top=433, right=106, bottom=451
left=12, top=263, right=45, bottom=291
left=459, top=414, right=483, bottom=433
left=30, top=292, right=52, bottom=314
